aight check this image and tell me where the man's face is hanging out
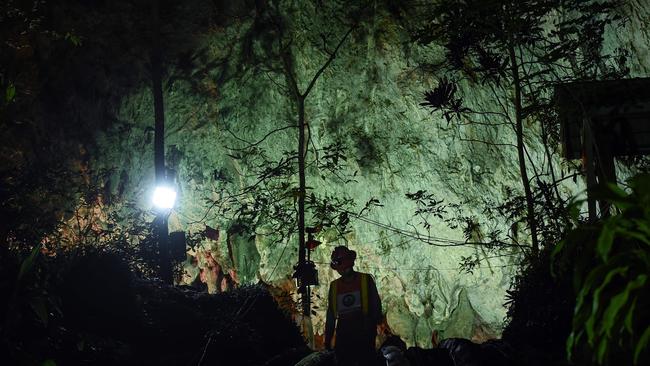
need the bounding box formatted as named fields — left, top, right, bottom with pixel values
left=330, top=250, right=353, bottom=274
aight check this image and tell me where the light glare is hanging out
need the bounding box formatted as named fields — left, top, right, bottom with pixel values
left=153, top=186, right=177, bottom=209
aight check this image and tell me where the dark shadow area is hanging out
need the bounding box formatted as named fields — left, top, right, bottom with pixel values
left=1, top=249, right=309, bottom=366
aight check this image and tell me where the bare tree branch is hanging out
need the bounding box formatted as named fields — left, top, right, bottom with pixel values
left=225, top=125, right=297, bottom=151
left=302, top=23, right=356, bottom=98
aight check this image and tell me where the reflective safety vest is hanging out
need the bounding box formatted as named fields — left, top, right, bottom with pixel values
left=331, top=273, right=369, bottom=317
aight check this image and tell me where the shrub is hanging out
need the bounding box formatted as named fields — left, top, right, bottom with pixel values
left=553, top=174, right=650, bottom=365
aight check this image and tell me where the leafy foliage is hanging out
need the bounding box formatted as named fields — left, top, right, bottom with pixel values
left=196, top=1, right=373, bottom=252
left=420, top=78, right=468, bottom=123
left=404, top=190, right=447, bottom=230
left=208, top=141, right=360, bottom=246
left=1, top=0, right=174, bottom=253
left=1, top=206, right=174, bottom=363
left=1, top=246, right=307, bottom=365
left=411, top=0, right=629, bottom=258
left=553, top=174, right=650, bottom=365
left=402, top=189, right=520, bottom=275
left=501, top=247, right=574, bottom=366
left=414, top=0, right=625, bottom=82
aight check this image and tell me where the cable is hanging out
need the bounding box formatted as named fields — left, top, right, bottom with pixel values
left=311, top=254, right=521, bottom=273
left=233, top=238, right=292, bottom=321
left=174, top=209, right=204, bottom=226
left=264, top=240, right=291, bottom=282
left=348, top=211, right=523, bottom=249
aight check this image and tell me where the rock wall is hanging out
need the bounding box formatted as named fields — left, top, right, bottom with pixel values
left=86, top=0, right=650, bottom=348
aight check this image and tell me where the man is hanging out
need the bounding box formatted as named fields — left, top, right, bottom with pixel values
left=325, top=246, right=382, bottom=366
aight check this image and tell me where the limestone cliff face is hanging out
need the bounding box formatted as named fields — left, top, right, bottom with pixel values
left=89, top=0, right=649, bottom=347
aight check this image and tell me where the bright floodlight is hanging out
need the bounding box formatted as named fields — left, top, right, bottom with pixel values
left=153, top=186, right=177, bottom=209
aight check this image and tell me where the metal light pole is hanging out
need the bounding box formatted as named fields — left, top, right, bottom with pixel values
left=151, top=0, right=173, bottom=285
left=152, top=185, right=175, bottom=285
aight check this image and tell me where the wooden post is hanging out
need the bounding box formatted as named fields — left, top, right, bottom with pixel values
left=583, top=117, right=597, bottom=222
left=594, top=127, right=616, bottom=217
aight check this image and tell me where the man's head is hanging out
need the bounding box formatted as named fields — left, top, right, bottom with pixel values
left=330, top=246, right=356, bottom=274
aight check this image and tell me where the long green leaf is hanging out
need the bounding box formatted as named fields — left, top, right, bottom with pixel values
left=602, top=274, right=646, bottom=337
left=586, top=315, right=597, bottom=345
left=6, top=83, right=16, bottom=102
left=597, top=337, right=609, bottom=364
left=594, top=182, right=632, bottom=210
left=564, top=173, right=650, bottom=365
left=551, top=239, right=567, bottom=276
left=620, top=229, right=650, bottom=246
left=631, top=219, right=650, bottom=242
left=597, top=218, right=617, bottom=260
left=17, top=243, right=42, bottom=282
left=629, top=174, right=650, bottom=197
left=587, top=266, right=628, bottom=343
left=30, top=297, right=49, bottom=327
left=625, top=298, right=637, bottom=334
left=634, top=326, right=650, bottom=365
left=592, top=266, right=628, bottom=315
left=606, top=182, right=629, bottom=199
left=575, top=264, right=610, bottom=313
left=566, top=330, right=581, bottom=360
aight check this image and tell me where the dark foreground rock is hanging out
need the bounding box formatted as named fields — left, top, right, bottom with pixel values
left=2, top=251, right=309, bottom=366
left=294, top=337, right=516, bottom=366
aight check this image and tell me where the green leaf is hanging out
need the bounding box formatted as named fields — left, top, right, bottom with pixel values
left=597, top=218, right=617, bottom=260
left=587, top=266, right=628, bottom=343
left=550, top=244, right=564, bottom=277
left=602, top=274, right=646, bottom=337
left=17, top=243, right=42, bottom=282
left=30, top=298, right=49, bottom=327
left=585, top=314, right=597, bottom=345
left=629, top=174, right=650, bottom=197
left=575, top=263, right=609, bottom=311
left=631, top=219, right=650, bottom=242
left=65, top=32, right=83, bottom=46
left=620, top=228, right=650, bottom=246
left=597, top=337, right=608, bottom=364
left=593, top=183, right=632, bottom=210
left=624, top=298, right=637, bottom=334
left=6, top=83, right=16, bottom=103
left=592, top=266, right=628, bottom=313
left=41, top=360, right=56, bottom=366
left=634, top=326, right=650, bottom=365
left=566, top=331, right=577, bottom=360
left=606, top=182, right=629, bottom=200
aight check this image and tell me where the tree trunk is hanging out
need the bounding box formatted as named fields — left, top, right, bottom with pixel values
left=508, top=43, right=539, bottom=256
left=279, top=20, right=355, bottom=318
left=297, top=96, right=307, bottom=287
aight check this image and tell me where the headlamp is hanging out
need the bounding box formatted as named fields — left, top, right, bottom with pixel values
left=330, top=256, right=344, bottom=269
